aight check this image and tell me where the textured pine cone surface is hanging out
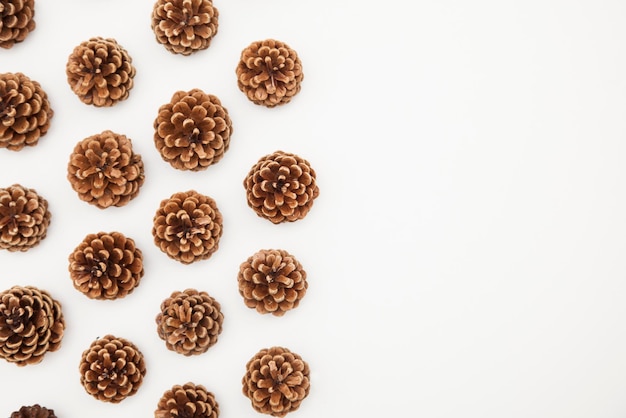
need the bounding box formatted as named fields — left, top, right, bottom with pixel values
left=242, top=346, right=310, bottom=417
left=154, top=89, right=233, bottom=171
left=0, top=184, right=51, bottom=252
left=152, top=190, right=223, bottom=264
left=10, top=404, right=57, bottom=418
left=0, top=72, right=53, bottom=151
left=236, top=39, right=303, bottom=107
left=0, top=285, right=65, bottom=366
left=155, top=382, right=219, bottom=418
left=244, top=150, right=319, bottom=223
left=66, top=37, right=136, bottom=107
left=79, top=334, right=146, bottom=403
left=0, top=0, right=35, bottom=49
left=67, top=130, right=145, bottom=209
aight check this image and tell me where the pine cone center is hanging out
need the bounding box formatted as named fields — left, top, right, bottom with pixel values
left=268, top=360, right=294, bottom=392
left=0, top=92, right=17, bottom=119
left=2, top=307, right=26, bottom=332
left=0, top=202, right=27, bottom=235
left=168, top=211, right=207, bottom=242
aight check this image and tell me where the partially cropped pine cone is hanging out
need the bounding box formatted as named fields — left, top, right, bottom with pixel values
left=66, top=37, right=136, bottom=107
left=152, top=190, right=223, bottom=264
left=0, top=0, right=36, bottom=49
left=244, top=151, right=319, bottom=223
left=68, top=231, right=144, bottom=300
left=242, top=346, right=310, bottom=417
left=67, top=130, right=145, bottom=209
left=0, top=285, right=65, bottom=366
left=10, top=404, right=57, bottom=418
left=0, top=184, right=51, bottom=252
left=238, top=249, right=307, bottom=316
left=79, top=334, right=146, bottom=403
left=0, top=72, right=53, bottom=151
left=154, top=89, right=233, bottom=171
left=156, top=382, right=219, bottom=418
left=236, top=39, right=303, bottom=107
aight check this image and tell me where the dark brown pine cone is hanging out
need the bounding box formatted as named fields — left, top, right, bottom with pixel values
left=10, top=404, right=57, bottom=418
left=68, top=231, right=144, bottom=300
left=0, top=72, right=53, bottom=151
left=238, top=249, right=307, bottom=316
left=244, top=151, right=319, bottom=224
left=152, top=190, right=223, bottom=264
left=151, top=0, right=219, bottom=56
left=0, top=285, right=65, bottom=366
left=67, top=130, right=145, bottom=209
left=236, top=39, right=303, bottom=107
left=155, top=382, right=219, bottom=418
left=0, top=0, right=35, bottom=49
left=0, top=184, right=51, bottom=252
left=154, top=89, right=233, bottom=171
left=66, top=37, right=136, bottom=107
left=242, top=346, right=310, bottom=417
left=156, top=289, right=224, bottom=356
left=79, top=334, right=146, bottom=403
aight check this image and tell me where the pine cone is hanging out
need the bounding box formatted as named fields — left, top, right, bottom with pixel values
left=66, top=37, right=136, bottom=107
left=79, top=334, right=146, bottom=403
left=242, top=347, right=310, bottom=417
left=68, top=231, right=144, bottom=300
left=236, top=39, right=303, bottom=107
left=10, top=404, right=57, bottom=418
left=152, top=190, right=223, bottom=264
left=154, top=89, right=233, bottom=171
left=0, top=72, right=53, bottom=151
left=0, top=0, right=35, bottom=49
left=67, top=130, right=145, bottom=209
left=238, top=249, right=307, bottom=316
left=155, top=382, right=219, bottom=418
left=0, top=285, right=65, bottom=366
left=0, top=184, right=51, bottom=252
left=156, top=289, right=224, bottom=356
left=243, top=151, right=319, bottom=223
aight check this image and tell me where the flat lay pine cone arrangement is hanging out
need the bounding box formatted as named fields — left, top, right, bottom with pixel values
left=0, top=72, right=53, bottom=151
left=10, top=404, right=57, bottom=418
left=0, top=0, right=35, bottom=49
left=0, top=184, right=51, bottom=252
left=155, top=382, right=219, bottom=418
left=154, top=89, right=233, bottom=171
left=0, top=285, right=65, bottom=366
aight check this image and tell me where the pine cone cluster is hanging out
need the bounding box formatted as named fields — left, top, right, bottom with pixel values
left=156, top=382, right=219, bottom=418
left=0, top=0, right=35, bottom=49
left=79, top=334, right=146, bottom=403
left=242, top=346, right=310, bottom=417
left=152, top=190, right=223, bottom=264
left=66, top=37, right=136, bottom=107
left=10, top=404, right=57, bottom=418
left=154, top=89, right=233, bottom=171
left=0, top=285, right=65, bottom=366
left=236, top=39, right=303, bottom=107
left=67, top=130, right=145, bottom=209
left=68, top=231, right=144, bottom=300
left=244, top=151, right=319, bottom=223
left=0, top=72, right=53, bottom=151
left=0, top=184, right=51, bottom=252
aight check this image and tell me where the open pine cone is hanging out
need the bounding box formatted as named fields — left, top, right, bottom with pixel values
left=0, top=285, right=65, bottom=366
left=242, top=346, right=310, bottom=417
left=79, top=334, right=146, bottom=403
left=236, top=39, right=303, bottom=107
left=244, top=151, right=319, bottom=223
left=152, top=0, right=219, bottom=55
left=0, top=72, right=53, bottom=151
left=0, top=0, right=36, bottom=49
left=156, top=382, right=219, bottom=418
left=10, top=404, right=57, bottom=418
left=67, top=130, right=145, bottom=209
left=0, top=184, right=51, bottom=252
left=152, top=190, right=223, bottom=264
left=154, top=89, right=233, bottom=171
left=66, top=37, right=136, bottom=107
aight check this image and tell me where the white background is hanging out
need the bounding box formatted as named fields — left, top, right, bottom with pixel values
left=1, top=0, right=626, bottom=417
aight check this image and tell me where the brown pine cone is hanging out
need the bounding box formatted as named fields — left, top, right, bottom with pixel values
left=238, top=249, right=307, bottom=316
left=154, top=89, right=233, bottom=171
left=0, top=0, right=35, bottom=49
left=66, top=37, right=136, bottom=107
left=236, top=39, right=303, bottom=107
left=152, top=190, right=223, bottom=264
left=151, top=0, right=219, bottom=56
left=10, top=404, right=57, bottom=418
left=68, top=231, right=144, bottom=300
left=0, top=285, right=65, bottom=366
left=79, top=334, right=146, bottom=403
left=155, top=382, right=219, bottom=418
left=0, top=184, right=51, bottom=252
left=243, top=151, right=319, bottom=223
left=67, top=130, right=145, bottom=209
left=242, top=346, right=310, bottom=417
left=156, top=289, right=224, bottom=356
left=0, top=72, right=53, bottom=151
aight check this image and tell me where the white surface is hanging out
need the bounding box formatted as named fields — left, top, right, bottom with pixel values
left=2, top=0, right=626, bottom=417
